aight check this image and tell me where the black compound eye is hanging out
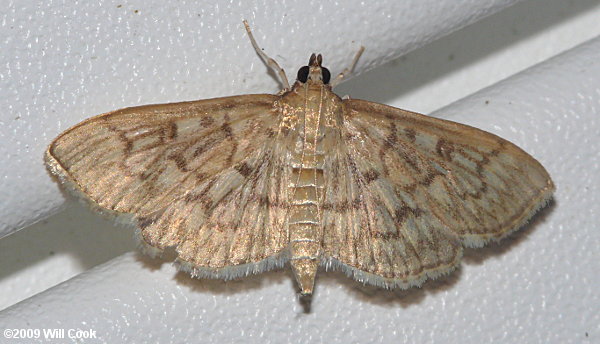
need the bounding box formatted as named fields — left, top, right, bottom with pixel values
left=297, top=66, right=309, bottom=83
left=322, top=67, right=331, bottom=84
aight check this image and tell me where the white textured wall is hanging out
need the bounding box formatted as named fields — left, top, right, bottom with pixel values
left=2, top=0, right=600, bottom=343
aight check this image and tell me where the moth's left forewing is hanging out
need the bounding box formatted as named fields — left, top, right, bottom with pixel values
left=45, top=95, right=280, bottom=217
left=46, top=95, right=293, bottom=272
left=342, top=99, right=554, bottom=247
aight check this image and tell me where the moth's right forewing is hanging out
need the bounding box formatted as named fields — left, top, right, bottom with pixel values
left=45, top=94, right=280, bottom=218
left=342, top=99, right=554, bottom=246
left=320, top=98, right=553, bottom=289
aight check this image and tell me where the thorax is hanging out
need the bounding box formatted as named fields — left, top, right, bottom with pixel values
left=278, top=82, right=345, bottom=150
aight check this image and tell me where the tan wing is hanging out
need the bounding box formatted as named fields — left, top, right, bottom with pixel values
left=140, top=141, right=293, bottom=279
left=46, top=94, right=291, bottom=274
left=320, top=99, right=554, bottom=288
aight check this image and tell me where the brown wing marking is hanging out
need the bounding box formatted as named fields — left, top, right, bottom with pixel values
left=169, top=107, right=301, bottom=277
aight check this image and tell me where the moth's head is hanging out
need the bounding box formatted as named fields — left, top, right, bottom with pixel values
left=296, top=53, right=331, bottom=85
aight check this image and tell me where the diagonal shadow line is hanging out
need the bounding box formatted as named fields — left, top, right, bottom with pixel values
left=337, top=0, right=600, bottom=105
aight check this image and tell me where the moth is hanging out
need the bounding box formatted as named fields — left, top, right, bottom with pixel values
left=45, top=21, right=554, bottom=296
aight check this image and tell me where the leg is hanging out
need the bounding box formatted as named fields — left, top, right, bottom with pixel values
left=330, top=46, right=365, bottom=88
left=243, top=20, right=290, bottom=89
